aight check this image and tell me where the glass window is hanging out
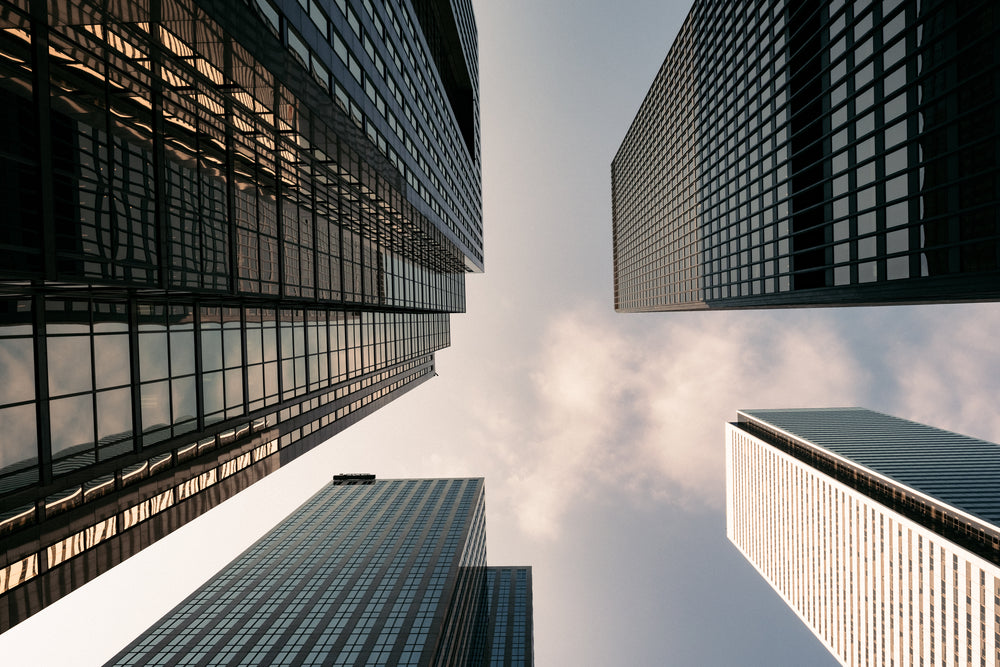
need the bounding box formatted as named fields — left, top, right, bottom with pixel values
left=856, top=138, right=876, bottom=162
left=834, top=243, right=850, bottom=264
left=141, top=381, right=170, bottom=442
left=97, top=388, right=133, bottom=451
left=139, top=332, right=169, bottom=382
left=885, top=147, right=907, bottom=176
left=858, top=212, right=876, bottom=235
left=170, top=330, right=195, bottom=376
left=50, top=394, right=95, bottom=458
left=287, top=27, right=309, bottom=68
left=886, top=201, right=908, bottom=228
left=203, top=371, right=225, bottom=421
left=887, top=256, right=909, bottom=280
left=202, top=329, right=223, bottom=371
left=859, top=261, right=877, bottom=282
left=856, top=111, right=875, bottom=137
left=0, top=338, right=34, bottom=405
left=887, top=229, right=909, bottom=253
left=857, top=163, right=876, bottom=187
left=172, top=377, right=197, bottom=433
left=94, top=335, right=130, bottom=389
left=886, top=175, right=908, bottom=202
left=885, top=119, right=907, bottom=149
left=48, top=336, right=93, bottom=396
left=858, top=237, right=877, bottom=259
left=0, top=404, right=37, bottom=473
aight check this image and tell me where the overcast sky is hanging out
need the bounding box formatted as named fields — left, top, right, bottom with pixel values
left=4, top=1, right=1000, bottom=664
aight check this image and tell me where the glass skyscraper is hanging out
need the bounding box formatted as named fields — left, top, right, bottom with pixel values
left=0, top=0, right=481, bottom=630
left=727, top=408, right=1000, bottom=665
left=469, top=567, right=533, bottom=667
left=108, top=476, right=533, bottom=667
left=612, top=0, right=1000, bottom=311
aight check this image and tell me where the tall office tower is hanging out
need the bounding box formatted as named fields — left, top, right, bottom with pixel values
left=469, top=567, right=534, bottom=666
left=0, top=0, right=481, bottom=630
left=612, top=0, right=1000, bottom=312
left=108, top=476, right=534, bottom=667
left=727, top=408, right=1000, bottom=666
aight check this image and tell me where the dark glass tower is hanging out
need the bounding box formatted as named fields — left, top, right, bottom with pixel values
left=469, top=567, right=534, bottom=667
left=0, top=0, right=481, bottom=630
left=107, top=476, right=534, bottom=667
left=612, top=0, right=1000, bottom=311
left=727, top=408, right=1000, bottom=664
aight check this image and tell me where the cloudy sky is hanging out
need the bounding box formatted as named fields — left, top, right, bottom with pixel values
left=4, top=0, right=1000, bottom=664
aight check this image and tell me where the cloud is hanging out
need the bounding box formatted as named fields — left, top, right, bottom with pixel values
left=299, top=300, right=1000, bottom=548
left=467, top=304, right=870, bottom=539
left=880, top=305, right=1000, bottom=441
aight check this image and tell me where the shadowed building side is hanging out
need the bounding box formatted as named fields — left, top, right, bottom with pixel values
left=612, top=0, right=1000, bottom=311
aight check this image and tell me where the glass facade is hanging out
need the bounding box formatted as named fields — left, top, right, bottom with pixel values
left=727, top=409, right=1000, bottom=665
left=0, top=0, right=480, bottom=631
left=108, top=478, right=533, bottom=667
left=469, top=567, right=533, bottom=667
left=613, top=0, right=1000, bottom=311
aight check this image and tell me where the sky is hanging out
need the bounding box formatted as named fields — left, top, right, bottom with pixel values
left=4, top=0, right=1000, bottom=665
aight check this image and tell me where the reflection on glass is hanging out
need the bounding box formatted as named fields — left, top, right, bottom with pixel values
left=248, top=365, right=264, bottom=409
left=246, top=328, right=262, bottom=364
left=0, top=404, right=37, bottom=472
left=264, top=361, right=279, bottom=399
left=224, top=324, right=242, bottom=368
left=202, top=329, right=223, bottom=371
left=0, top=338, right=34, bottom=405
left=47, top=336, right=93, bottom=396
left=141, top=381, right=170, bottom=442
left=94, top=334, right=130, bottom=389
left=172, top=376, right=197, bottom=433
left=170, top=329, right=195, bottom=376
left=97, top=388, right=133, bottom=444
left=224, top=368, right=243, bottom=411
left=49, top=394, right=95, bottom=458
left=203, top=371, right=224, bottom=419
left=263, top=326, right=277, bottom=362
left=139, top=332, right=169, bottom=381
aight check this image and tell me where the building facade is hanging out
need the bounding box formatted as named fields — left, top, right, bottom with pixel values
left=612, top=0, right=1000, bottom=311
left=0, top=0, right=481, bottom=630
left=108, top=476, right=533, bottom=667
left=727, top=408, right=1000, bottom=666
left=469, top=567, right=533, bottom=667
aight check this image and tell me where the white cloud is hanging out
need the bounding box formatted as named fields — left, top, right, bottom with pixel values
left=882, top=305, right=1000, bottom=441
left=462, top=304, right=869, bottom=539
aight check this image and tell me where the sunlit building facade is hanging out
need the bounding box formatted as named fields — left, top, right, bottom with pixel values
left=612, top=0, right=1000, bottom=311
left=109, top=476, right=533, bottom=667
left=727, top=408, right=1000, bottom=666
left=0, top=0, right=481, bottom=630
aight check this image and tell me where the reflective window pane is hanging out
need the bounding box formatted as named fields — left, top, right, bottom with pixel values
left=139, top=332, right=169, bottom=382
left=50, top=394, right=95, bottom=458
left=0, top=338, right=35, bottom=405
left=0, top=404, right=38, bottom=471
left=94, top=334, right=130, bottom=389
left=97, top=388, right=133, bottom=447
left=48, top=336, right=93, bottom=396
left=170, top=330, right=195, bottom=376
left=141, top=381, right=170, bottom=435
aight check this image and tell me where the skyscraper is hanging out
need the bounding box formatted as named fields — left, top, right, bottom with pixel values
left=469, top=567, right=534, bottom=666
left=0, top=0, right=481, bottom=630
left=108, top=476, right=534, bottom=667
left=612, top=0, right=1000, bottom=312
left=727, top=408, right=1000, bottom=665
